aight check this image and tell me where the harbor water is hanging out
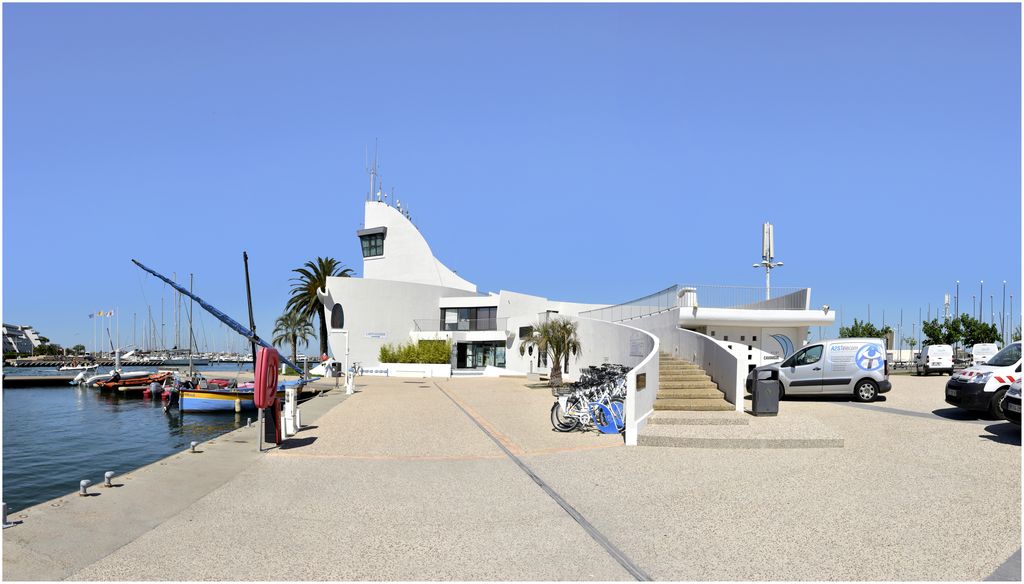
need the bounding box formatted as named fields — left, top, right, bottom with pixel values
left=2, top=365, right=254, bottom=512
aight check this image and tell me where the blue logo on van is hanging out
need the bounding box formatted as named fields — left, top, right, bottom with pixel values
left=855, top=344, right=883, bottom=371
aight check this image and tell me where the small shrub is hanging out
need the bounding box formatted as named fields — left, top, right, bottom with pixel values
left=378, top=339, right=452, bottom=364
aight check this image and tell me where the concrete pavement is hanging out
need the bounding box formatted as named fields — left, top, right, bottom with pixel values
left=3, top=373, right=1019, bottom=580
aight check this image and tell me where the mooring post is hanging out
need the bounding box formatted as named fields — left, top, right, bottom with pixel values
left=2, top=502, right=14, bottom=528
left=103, top=471, right=115, bottom=487
left=79, top=480, right=92, bottom=496
left=190, top=441, right=198, bottom=453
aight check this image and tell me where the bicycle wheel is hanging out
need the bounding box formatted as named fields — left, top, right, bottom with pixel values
left=550, top=401, right=579, bottom=432
left=609, top=398, right=625, bottom=432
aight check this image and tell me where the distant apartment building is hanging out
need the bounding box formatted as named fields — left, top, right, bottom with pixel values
left=3, top=324, right=43, bottom=354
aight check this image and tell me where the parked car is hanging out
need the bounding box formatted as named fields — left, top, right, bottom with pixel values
left=915, top=344, right=955, bottom=376
left=970, top=343, right=1000, bottom=366
left=945, top=342, right=1022, bottom=419
left=746, top=338, right=891, bottom=402
left=999, top=380, right=1021, bottom=425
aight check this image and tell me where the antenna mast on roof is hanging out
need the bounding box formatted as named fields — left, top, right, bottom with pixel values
left=366, top=139, right=381, bottom=202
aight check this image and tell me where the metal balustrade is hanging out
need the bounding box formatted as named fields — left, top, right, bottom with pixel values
left=412, top=317, right=509, bottom=332
left=580, top=284, right=811, bottom=323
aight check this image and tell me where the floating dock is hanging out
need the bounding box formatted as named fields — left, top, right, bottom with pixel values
left=2, top=375, right=79, bottom=388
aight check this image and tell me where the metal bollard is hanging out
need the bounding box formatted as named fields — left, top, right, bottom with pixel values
left=247, top=417, right=252, bottom=428
left=79, top=479, right=92, bottom=496
left=190, top=441, right=198, bottom=453
left=103, top=471, right=115, bottom=487
left=3, top=502, right=14, bottom=528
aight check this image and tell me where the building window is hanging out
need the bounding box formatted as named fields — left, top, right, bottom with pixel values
left=440, top=306, right=499, bottom=331
left=330, top=303, right=344, bottom=329
left=360, top=233, right=384, bottom=258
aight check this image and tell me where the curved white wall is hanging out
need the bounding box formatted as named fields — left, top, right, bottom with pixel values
left=362, top=202, right=477, bottom=292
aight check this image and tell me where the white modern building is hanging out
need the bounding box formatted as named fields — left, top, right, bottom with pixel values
left=3, top=323, right=43, bottom=354
left=317, top=193, right=831, bottom=393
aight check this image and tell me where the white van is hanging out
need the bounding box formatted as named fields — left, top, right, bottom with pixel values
left=915, top=344, right=954, bottom=376
left=746, top=338, right=891, bottom=402
left=970, top=343, right=999, bottom=366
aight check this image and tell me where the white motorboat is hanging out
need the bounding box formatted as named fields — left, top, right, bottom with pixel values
left=58, top=363, right=99, bottom=372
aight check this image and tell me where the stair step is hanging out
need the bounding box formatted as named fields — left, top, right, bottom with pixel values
left=657, top=388, right=725, bottom=399
left=639, top=415, right=844, bottom=449
left=659, top=380, right=719, bottom=390
left=653, top=398, right=735, bottom=411
left=660, top=373, right=711, bottom=381
left=649, top=411, right=750, bottom=426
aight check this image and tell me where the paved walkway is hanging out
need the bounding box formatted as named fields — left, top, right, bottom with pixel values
left=4, top=374, right=1020, bottom=580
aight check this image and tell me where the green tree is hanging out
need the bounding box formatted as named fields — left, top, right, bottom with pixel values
left=1013, top=326, right=1021, bottom=342
left=285, top=257, right=354, bottom=357
left=518, top=316, right=581, bottom=386
left=71, top=344, right=86, bottom=355
left=949, top=314, right=1000, bottom=347
left=904, top=337, right=917, bottom=351
left=921, top=318, right=957, bottom=345
left=839, top=318, right=892, bottom=339
left=272, top=310, right=315, bottom=365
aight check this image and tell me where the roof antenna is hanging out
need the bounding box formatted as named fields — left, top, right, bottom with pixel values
left=366, top=140, right=382, bottom=202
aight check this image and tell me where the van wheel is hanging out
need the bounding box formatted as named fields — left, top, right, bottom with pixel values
left=915, top=365, right=921, bottom=376
left=854, top=379, right=878, bottom=402
left=988, top=389, right=1008, bottom=420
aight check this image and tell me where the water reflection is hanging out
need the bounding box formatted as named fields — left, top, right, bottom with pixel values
left=2, top=383, right=245, bottom=513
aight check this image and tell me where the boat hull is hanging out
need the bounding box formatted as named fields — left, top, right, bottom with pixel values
left=180, top=389, right=284, bottom=412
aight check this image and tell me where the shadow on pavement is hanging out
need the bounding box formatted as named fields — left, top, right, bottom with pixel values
left=933, top=408, right=987, bottom=422
left=980, top=423, right=1021, bottom=446
left=278, top=436, right=318, bottom=450
left=778, top=395, right=887, bottom=403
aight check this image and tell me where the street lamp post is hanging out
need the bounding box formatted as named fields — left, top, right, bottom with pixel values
left=1002, top=281, right=1006, bottom=344
left=980, top=281, right=984, bottom=321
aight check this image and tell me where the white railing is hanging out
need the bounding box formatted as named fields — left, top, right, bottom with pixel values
left=578, top=285, right=679, bottom=323
left=573, top=316, right=660, bottom=445
left=678, top=285, right=808, bottom=310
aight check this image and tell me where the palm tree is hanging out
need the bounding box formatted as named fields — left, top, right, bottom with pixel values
left=272, top=311, right=315, bottom=365
left=285, top=257, right=354, bottom=356
left=519, top=316, right=581, bottom=386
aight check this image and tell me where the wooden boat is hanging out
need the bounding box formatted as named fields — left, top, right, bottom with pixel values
left=95, top=371, right=172, bottom=391
left=180, top=387, right=284, bottom=412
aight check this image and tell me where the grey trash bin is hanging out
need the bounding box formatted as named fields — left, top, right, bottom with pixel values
left=752, top=373, right=780, bottom=417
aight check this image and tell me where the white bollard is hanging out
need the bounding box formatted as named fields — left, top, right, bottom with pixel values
left=190, top=441, right=198, bottom=453
left=79, top=480, right=92, bottom=496
left=103, top=471, right=115, bottom=487
left=3, top=502, right=14, bottom=528
left=295, top=407, right=302, bottom=430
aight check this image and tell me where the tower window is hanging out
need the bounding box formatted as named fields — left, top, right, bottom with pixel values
left=356, top=227, right=387, bottom=258
left=360, top=234, right=384, bottom=258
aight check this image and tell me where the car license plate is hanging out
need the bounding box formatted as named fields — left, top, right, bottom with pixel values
left=931, top=362, right=941, bottom=366
left=1008, top=403, right=1021, bottom=413
left=947, top=389, right=958, bottom=396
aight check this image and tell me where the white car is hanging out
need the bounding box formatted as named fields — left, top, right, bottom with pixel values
left=945, top=342, right=1022, bottom=419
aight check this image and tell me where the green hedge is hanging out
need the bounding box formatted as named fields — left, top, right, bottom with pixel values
left=379, top=339, right=452, bottom=364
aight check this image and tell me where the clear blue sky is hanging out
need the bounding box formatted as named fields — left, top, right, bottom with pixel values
left=3, top=3, right=1020, bottom=354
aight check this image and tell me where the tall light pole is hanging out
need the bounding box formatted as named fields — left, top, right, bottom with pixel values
left=752, top=221, right=783, bottom=300
left=1001, top=281, right=1006, bottom=343
left=980, top=281, right=984, bottom=322
left=973, top=295, right=976, bottom=319
left=990, top=295, right=994, bottom=326
left=955, top=280, right=960, bottom=318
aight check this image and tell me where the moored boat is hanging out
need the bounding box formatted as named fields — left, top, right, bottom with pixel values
left=180, top=387, right=284, bottom=412
left=96, top=371, right=172, bottom=391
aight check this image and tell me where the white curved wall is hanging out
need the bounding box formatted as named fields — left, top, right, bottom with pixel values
left=362, top=202, right=477, bottom=292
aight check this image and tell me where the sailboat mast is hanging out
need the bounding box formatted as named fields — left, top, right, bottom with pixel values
left=188, top=273, right=195, bottom=378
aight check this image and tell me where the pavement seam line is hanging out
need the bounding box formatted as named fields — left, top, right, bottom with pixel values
left=435, top=382, right=526, bottom=455
left=432, top=381, right=652, bottom=582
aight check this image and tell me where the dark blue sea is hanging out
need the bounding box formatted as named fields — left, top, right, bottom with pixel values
left=2, top=365, right=254, bottom=512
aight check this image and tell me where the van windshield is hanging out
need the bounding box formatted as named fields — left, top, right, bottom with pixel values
left=928, top=346, right=952, bottom=356
left=986, top=343, right=1021, bottom=367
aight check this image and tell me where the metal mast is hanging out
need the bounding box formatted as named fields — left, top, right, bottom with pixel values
left=752, top=221, right=783, bottom=300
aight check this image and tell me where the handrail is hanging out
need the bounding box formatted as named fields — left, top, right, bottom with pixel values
left=412, top=317, right=509, bottom=332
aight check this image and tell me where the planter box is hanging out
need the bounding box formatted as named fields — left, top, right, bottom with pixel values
left=380, top=363, right=452, bottom=378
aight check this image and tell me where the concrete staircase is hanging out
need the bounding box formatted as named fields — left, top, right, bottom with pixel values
left=654, top=352, right=733, bottom=412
